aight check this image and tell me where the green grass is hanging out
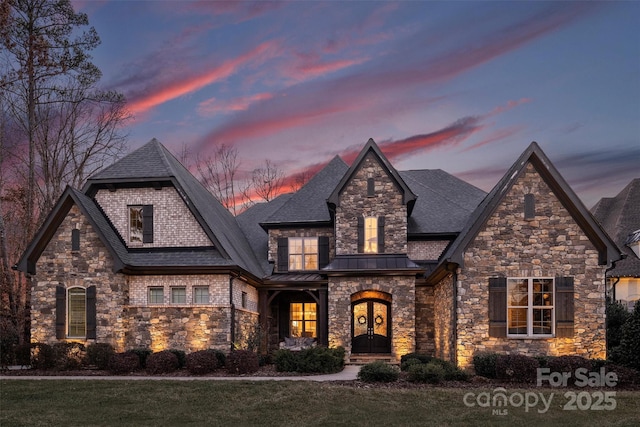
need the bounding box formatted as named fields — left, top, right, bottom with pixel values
left=1, top=380, right=640, bottom=426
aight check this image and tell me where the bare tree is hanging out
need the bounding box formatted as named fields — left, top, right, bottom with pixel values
left=251, top=159, right=284, bottom=202
left=196, top=144, right=242, bottom=215
left=290, top=170, right=312, bottom=192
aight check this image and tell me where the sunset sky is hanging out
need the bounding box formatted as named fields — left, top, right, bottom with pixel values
left=75, top=0, right=639, bottom=208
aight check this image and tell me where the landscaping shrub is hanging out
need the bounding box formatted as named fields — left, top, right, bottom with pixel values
left=85, top=343, right=115, bottom=370
left=472, top=352, right=498, bottom=378
left=273, top=347, right=345, bottom=373
left=108, top=352, right=140, bottom=374
left=52, top=342, right=86, bottom=370
left=126, top=348, right=152, bottom=368
left=214, top=350, right=226, bottom=368
left=13, top=343, right=32, bottom=366
left=407, top=362, right=446, bottom=384
left=226, top=350, right=259, bottom=374
left=168, top=349, right=187, bottom=368
left=429, top=358, right=469, bottom=381
left=357, top=361, right=399, bottom=383
left=400, top=353, right=432, bottom=370
left=495, top=354, right=539, bottom=383
left=145, top=350, right=180, bottom=375
left=606, top=297, right=631, bottom=352
left=604, top=364, right=640, bottom=388
left=0, top=320, right=18, bottom=367
left=185, top=349, right=219, bottom=375
left=614, top=303, right=640, bottom=370
left=546, top=355, right=593, bottom=385
left=30, top=343, right=55, bottom=370
left=400, top=357, right=423, bottom=372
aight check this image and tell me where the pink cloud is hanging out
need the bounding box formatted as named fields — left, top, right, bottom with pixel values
left=461, top=125, right=526, bottom=152
left=198, top=93, right=275, bottom=116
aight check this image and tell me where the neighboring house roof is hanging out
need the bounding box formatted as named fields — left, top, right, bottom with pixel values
left=400, top=169, right=486, bottom=235
left=592, top=178, right=640, bottom=278
left=430, top=142, right=622, bottom=283
left=328, top=138, right=417, bottom=211
left=80, top=139, right=264, bottom=277
left=260, top=156, right=349, bottom=226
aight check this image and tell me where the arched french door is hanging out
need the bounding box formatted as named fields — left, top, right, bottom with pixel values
left=351, top=295, right=391, bottom=354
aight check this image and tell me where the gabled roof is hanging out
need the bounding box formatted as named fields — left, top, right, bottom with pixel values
left=436, top=142, right=621, bottom=277
left=86, top=139, right=265, bottom=277
left=592, top=178, right=640, bottom=277
left=261, top=156, right=348, bottom=226
left=327, top=138, right=417, bottom=212
left=17, top=187, right=128, bottom=274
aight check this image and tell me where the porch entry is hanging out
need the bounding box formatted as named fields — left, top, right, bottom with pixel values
left=351, top=290, right=391, bottom=354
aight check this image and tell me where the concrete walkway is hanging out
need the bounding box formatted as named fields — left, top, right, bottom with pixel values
left=0, top=365, right=360, bottom=382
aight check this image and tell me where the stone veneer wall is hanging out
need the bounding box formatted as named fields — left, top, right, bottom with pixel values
left=268, top=227, right=334, bottom=273
left=31, top=205, right=127, bottom=349
left=414, top=285, right=435, bottom=355
left=433, top=274, right=455, bottom=363
left=456, top=163, right=607, bottom=369
left=328, top=275, right=415, bottom=360
left=408, top=240, right=450, bottom=260
left=335, top=152, right=407, bottom=255
left=95, top=186, right=212, bottom=248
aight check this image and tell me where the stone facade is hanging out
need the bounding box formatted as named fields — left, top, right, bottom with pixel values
left=94, top=187, right=212, bottom=248
left=328, top=275, right=415, bottom=360
left=433, top=274, right=455, bottom=362
left=335, top=152, right=407, bottom=255
left=455, top=163, right=607, bottom=369
left=31, top=205, right=128, bottom=348
left=414, top=284, right=435, bottom=354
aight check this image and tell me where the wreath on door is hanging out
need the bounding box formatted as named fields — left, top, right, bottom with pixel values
left=374, top=314, right=384, bottom=325
left=357, top=315, right=367, bottom=325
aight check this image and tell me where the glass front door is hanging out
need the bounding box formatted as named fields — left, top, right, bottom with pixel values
left=352, top=300, right=391, bottom=353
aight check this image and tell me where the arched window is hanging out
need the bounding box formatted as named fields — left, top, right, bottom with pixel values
left=67, top=287, right=86, bottom=338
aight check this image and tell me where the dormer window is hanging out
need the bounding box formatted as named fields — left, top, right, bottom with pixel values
left=364, top=217, right=378, bottom=253
left=129, top=205, right=153, bottom=243
left=288, top=237, right=319, bottom=270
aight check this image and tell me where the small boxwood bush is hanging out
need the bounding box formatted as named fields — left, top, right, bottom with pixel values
left=30, top=343, right=55, bottom=370
left=546, top=355, right=593, bottom=386
left=13, top=343, right=33, bottom=366
left=400, top=353, right=432, bottom=370
left=52, top=342, right=86, bottom=370
left=357, top=361, right=399, bottom=383
left=604, top=364, right=640, bottom=387
left=108, top=352, right=140, bottom=374
left=168, top=349, right=187, bottom=369
left=408, top=361, right=446, bottom=384
left=495, top=354, right=539, bottom=383
left=473, top=352, right=498, bottom=378
left=85, top=343, right=115, bottom=370
left=214, top=350, right=226, bottom=368
left=273, top=347, right=345, bottom=373
left=226, top=350, right=259, bottom=375
left=126, top=348, right=152, bottom=368
left=146, top=350, right=180, bottom=375
left=185, top=349, right=219, bottom=375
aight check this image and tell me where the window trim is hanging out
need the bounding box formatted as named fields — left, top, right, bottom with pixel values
left=128, top=205, right=144, bottom=243
left=171, top=287, right=187, bottom=304
left=193, top=286, right=210, bottom=304
left=67, top=287, right=86, bottom=339
left=148, top=287, right=164, bottom=304
left=507, top=277, right=555, bottom=338
left=288, top=237, right=319, bottom=271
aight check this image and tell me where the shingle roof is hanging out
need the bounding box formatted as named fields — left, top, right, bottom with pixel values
left=400, top=169, right=486, bottom=235
left=261, top=156, right=349, bottom=225
left=84, top=139, right=265, bottom=277
left=323, top=254, right=422, bottom=272
left=592, top=178, right=640, bottom=277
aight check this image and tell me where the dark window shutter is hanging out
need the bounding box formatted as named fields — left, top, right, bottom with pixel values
left=86, top=286, right=97, bottom=339
left=357, top=216, right=364, bottom=253
left=367, top=178, right=375, bottom=197
left=377, top=216, right=385, bottom=254
left=488, top=277, right=507, bottom=338
left=524, top=194, right=535, bottom=219
left=56, top=286, right=66, bottom=339
left=142, top=205, right=154, bottom=243
left=318, top=236, right=330, bottom=268
left=555, top=276, right=574, bottom=338
left=277, top=237, right=289, bottom=272
left=71, top=229, right=80, bottom=251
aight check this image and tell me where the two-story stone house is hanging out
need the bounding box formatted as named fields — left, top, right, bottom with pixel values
left=17, top=138, right=620, bottom=368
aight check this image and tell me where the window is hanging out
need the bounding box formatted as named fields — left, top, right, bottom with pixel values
left=67, top=288, right=86, bottom=338
left=129, top=205, right=153, bottom=243
left=171, top=287, right=186, bottom=304
left=367, top=178, right=375, bottom=197
left=193, top=286, right=210, bottom=304
left=524, top=194, right=535, bottom=219
left=241, top=291, right=247, bottom=309
left=288, top=237, right=318, bottom=271
left=364, top=216, right=378, bottom=253
left=290, top=303, right=317, bottom=338
left=148, top=287, right=164, bottom=304
left=507, top=278, right=554, bottom=336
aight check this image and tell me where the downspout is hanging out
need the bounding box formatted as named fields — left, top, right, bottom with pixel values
left=229, top=274, right=236, bottom=351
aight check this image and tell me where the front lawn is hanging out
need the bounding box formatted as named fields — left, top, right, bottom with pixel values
left=2, top=380, right=639, bottom=426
